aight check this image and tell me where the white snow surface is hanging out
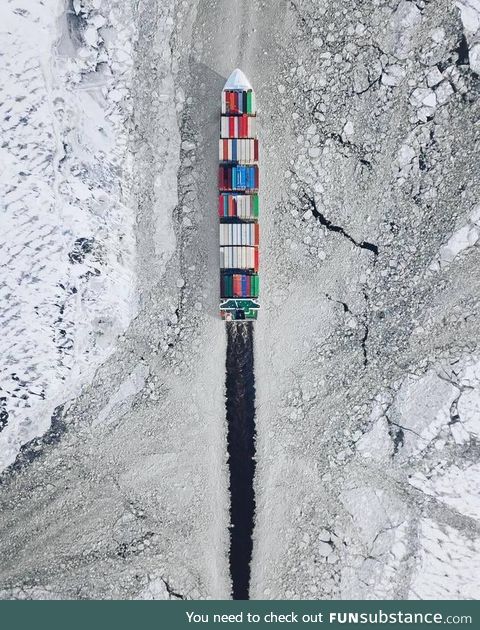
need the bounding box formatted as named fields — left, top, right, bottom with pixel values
left=429, top=205, right=480, bottom=270
left=409, top=519, right=480, bottom=599
left=0, top=0, right=138, bottom=471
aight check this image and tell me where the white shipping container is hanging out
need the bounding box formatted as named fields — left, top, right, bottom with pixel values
left=221, top=196, right=257, bottom=221
left=226, top=247, right=255, bottom=268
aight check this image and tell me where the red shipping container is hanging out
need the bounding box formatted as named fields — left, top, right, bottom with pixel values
left=223, top=139, right=228, bottom=160
left=254, top=223, right=260, bottom=245
left=254, top=248, right=259, bottom=271
left=218, top=195, right=223, bottom=217
left=254, top=139, right=258, bottom=161
left=228, top=92, right=234, bottom=113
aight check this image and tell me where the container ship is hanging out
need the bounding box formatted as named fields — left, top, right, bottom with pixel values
left=219, top=69, right=260, bottom=321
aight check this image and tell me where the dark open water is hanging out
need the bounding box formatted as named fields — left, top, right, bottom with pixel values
left=225, top=322, right=256, bottom=600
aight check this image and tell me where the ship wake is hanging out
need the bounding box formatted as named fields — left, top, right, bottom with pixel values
left=225, top=322, right=256, bottom=600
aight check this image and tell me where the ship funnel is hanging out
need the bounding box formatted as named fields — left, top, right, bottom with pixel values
left=224, top=68, right=253, bottom=91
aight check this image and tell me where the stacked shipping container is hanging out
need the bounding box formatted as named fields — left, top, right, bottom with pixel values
left=218, top=165, right=259, bottom=191
left=220, top=116, right=257, bottom=138
left=219, top=223, right=260, bottom=246
left=219, top=139, right=258, bottom=163
left=219, top=70, right=259, bottom=320
left=221, top=274, right=259, bottom=298
left=218, top=193, right=259, bottom=219
left=221, top=89, right=256, bottom=115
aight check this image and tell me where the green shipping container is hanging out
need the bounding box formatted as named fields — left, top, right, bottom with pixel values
left=252, top=194, right=259, bottom=218
left=247, top=91, right=252, bottom=114
left=251, top=274, right=259, bottom=297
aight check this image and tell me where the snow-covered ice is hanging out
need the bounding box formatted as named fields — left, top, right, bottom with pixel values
left=0, top=0, right=137, bottom=470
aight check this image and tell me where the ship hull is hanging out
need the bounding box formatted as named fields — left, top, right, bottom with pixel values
left=219, top=70, right=259, bottom=322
